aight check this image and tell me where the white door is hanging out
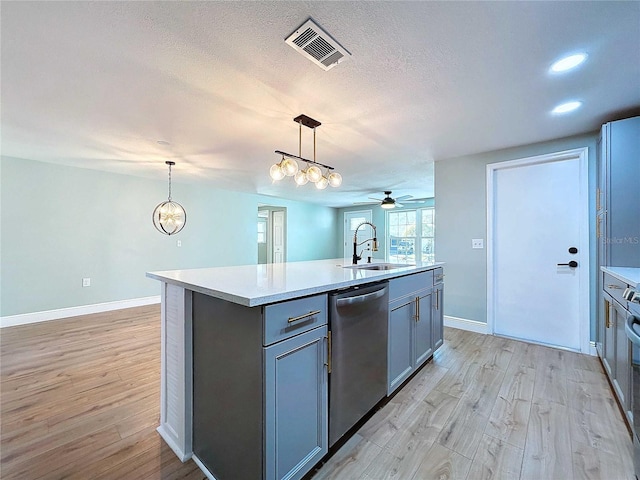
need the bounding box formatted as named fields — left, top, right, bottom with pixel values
left=487, top=148, right=589, bottom=352
left=344, top=210, right=372, bottom=262
left=272, top=209, right=285, bottom=264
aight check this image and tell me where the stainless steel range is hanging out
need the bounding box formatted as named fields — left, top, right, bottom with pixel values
left=624, top=287, right=640, bottom=479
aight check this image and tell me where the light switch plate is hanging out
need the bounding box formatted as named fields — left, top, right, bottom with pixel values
left=472, top=239, right=484, bottom=249
left=82, top=277, right=91, bottom=287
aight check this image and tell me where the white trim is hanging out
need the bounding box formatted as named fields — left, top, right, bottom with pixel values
left=486, top=147, right=591, bottom=354
left=157, top=425, right=192, bottom=462
left=0, top=295, right=161, bottom=328
left=192, top=454, right=217, bottom=480
left=444, top=315, right=488, bottom=334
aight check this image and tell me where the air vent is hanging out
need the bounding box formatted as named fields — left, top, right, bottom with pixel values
left=285, top=18, right=350, bottom=71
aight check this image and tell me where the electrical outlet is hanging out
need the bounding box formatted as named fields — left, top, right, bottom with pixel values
left=82, top=277, right=91, bottom=287
left=177, top=240, right=182, bottom=247
left=472, top=239, right=484, bottom=249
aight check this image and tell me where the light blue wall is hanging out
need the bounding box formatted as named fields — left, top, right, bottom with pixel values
left=434, top=132, right=598, bottom=338
left=0, top=157, right=339, bottom=316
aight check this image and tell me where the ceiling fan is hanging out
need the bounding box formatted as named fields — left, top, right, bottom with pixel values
left=363, top=191, right=414, bottom=209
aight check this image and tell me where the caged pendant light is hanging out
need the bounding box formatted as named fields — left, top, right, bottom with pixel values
left=270, top=114, right=342, bottom=189
left=152, top=161, right=186, bottom=235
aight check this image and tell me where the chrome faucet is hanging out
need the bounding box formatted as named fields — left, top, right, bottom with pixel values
left=353, top=221, right=378, bottom=265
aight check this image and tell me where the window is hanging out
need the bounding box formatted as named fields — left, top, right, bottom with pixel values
left=387, top=208, right=435, bottom=263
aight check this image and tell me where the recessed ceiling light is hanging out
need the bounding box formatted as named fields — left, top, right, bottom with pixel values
left=157, top=140, right=170, bottom=146
left=552, top=101, right=582, bottom=115
left=550, top=53, right=588, bottom=73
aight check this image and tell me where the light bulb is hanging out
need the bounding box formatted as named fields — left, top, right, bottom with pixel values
left=294, top=170, right=309, bottom=186
left=281, top=157, right=299, bottom=176
left=306, top=165, right=322, bottom=183
left=315, top=176, right=329, bottom=190
left=269, top=163, right=285, bottom=181
left=328, top=172, right=342, bottom=187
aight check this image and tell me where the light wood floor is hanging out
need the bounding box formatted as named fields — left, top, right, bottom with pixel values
left=312, top=328, right=635, bottom=480
left=1, top=305, right=634, bottom=479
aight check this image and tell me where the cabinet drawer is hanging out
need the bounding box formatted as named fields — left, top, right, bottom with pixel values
left=263, top=294, right=327, bottom=346
left=433, top=268, right=444, bottom=285
left=603, top=273, right=629, bottom=308
left=389, top=271, right=434, bottom=302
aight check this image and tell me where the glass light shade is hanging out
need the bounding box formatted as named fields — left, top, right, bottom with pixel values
left=315, top=176, right=329, bottom=190
left=281, top=157, right=299, bottom=176
left=328, top=172, right=342, bottom=187
left=153, top=201, right=187, bottom=235
left=306, top=165, right=323, bottom=183
left=269, top=163, right=285, bottom=181
left=380, top=201, right=395, bottom=209
left=294, top=170, right=309, bottom=185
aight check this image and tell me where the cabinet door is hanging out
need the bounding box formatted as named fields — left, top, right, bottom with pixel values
left=414, top=292, right=433, bottom=368
left=264, top=326, right=328, bottom=480
left=603, top=297, right=616, bottom=378
left=388, top=299, right=414, bottom=394
left=613, top=301, right=631, bottom=413
left=432, top=285, right=444, bottom=352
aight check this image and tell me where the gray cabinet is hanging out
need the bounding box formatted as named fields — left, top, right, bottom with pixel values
left=387, top=271, right=436, bottom=395
left=612, top=300, right=630, bottom=412
left=192, top=292, right=328, bottom=480
left=265, top=326, right=328, bottom=480
left=414, top=291, right=433, bottom=368
left=602, top=271, right=633, bottom=425
left=596, top=116, right=640, bottom=356
left=432, top=268, right=444, bottom=352
left=388, top=298, right=414, bottom=393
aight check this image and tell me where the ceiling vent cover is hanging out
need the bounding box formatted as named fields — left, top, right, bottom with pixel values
left=285, top=18, right=350, bottom=71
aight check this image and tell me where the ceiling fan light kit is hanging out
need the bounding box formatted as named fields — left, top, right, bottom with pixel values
left=270, top=114, right=342, bottom=189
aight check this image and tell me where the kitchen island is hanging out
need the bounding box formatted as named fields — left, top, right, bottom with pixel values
left=147, top=258, right=444, bottom=480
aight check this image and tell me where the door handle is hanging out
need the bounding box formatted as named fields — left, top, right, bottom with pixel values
left=557, top=261, right=578, bottom=268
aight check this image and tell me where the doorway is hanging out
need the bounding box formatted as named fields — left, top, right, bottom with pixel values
left=344, top=210, right=373, bottom=262
left=257, top=206, right=287, bottom=264
left=487, top=148, right=590, bottom=353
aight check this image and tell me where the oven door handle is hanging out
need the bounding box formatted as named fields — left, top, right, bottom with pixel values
left=625, top=313, right=640, bottom=347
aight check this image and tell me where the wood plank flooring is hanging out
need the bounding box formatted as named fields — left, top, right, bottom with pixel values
left=312, top=329, right=635, bottom=480
left=1, top=306, right=634, bottom=479
left=0, top=305, right=205, bottom=480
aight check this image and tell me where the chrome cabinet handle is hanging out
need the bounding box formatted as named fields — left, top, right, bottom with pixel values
left=607, top=284, right=623, bottom=290
left=414, top=296, right=420, bottom=322
left=287, top=310, right=321, bottom=323
left=325, top=332, right=332, bottom=373
left=435, top=289, right=439, bottom=310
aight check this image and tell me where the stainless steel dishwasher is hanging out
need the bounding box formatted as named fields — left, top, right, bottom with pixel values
left=329, top=281, right=388, bottom=447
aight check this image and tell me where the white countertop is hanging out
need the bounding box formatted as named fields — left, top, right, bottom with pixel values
left=601, top=266, right=640, bottom=289
left=147, top=258, right=444, bottom=307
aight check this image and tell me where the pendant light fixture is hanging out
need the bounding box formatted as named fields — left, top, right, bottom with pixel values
left=271, top=114, right=342, bottom=189
left=152, top=161, right=186, bottom=235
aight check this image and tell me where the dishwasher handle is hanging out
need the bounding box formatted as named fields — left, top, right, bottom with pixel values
left=336, top=287, right=387, bottom=307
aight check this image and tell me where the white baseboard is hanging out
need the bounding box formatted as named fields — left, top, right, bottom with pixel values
left=192, top=454, right=217, bottom=480
left=0, top=296, right=161, bottom=328
left=444, top=315, right=489, bottom=334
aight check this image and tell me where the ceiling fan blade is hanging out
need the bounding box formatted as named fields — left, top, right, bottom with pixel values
left=395, top=202, right=404, bottom=208
left=368, top=197, right=383, bottom=201
left=395, top=195, right=413, bottom=201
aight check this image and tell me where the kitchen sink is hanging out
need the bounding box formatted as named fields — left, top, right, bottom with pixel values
left=344, top=263, right=414, bottom=271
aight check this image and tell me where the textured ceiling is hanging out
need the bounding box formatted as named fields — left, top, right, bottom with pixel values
left=2, top=1, right=639, bottom=207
